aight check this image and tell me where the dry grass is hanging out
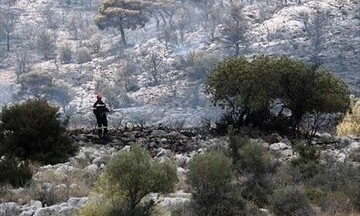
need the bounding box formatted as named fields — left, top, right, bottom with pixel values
left=337, top=100, right=360, bottom=136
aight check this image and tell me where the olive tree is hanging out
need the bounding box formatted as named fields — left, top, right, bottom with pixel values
left=206, top=56, right=350, bottom=135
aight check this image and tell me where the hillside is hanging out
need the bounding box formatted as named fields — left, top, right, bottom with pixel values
left=0, top=0, right=359, bottom=128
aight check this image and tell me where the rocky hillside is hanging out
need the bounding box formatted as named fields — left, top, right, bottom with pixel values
left=0, top=0, right=359, bottom=128
left=1, top=125, right=360, bottom=215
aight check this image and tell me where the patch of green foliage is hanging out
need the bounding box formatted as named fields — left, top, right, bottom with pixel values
left=0, top=99, right=78, bottom=165
left=290, top=142, right=323, bottom=179
left=0, top=157, right=32, bottom=187
left=206, top=55, right=350, bottom=135
left=187, top=151, right=246, bottom=216
left=78, top=144, right=178, bottom=216
left=270, top=186, right=315, bottom=216
left=228, top=128, right=278, bottom=207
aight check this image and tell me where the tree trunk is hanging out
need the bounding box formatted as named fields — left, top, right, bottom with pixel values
left=235, top=42, right=240, bottom=56
left=119, top=23, right=127, bottom=47
left=6, top=33, right=10, bottom=51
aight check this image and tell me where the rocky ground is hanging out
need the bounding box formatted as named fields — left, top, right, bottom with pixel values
left=1, top=125, right=360, bottom=216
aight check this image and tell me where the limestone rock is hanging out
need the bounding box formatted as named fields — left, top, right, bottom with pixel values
left=269, top=142, right=289, bottom=151
left=30, top=200, right=42, bottom=209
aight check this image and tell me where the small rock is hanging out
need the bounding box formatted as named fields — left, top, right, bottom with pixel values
left=92, top=156, right=110, bottom=166
left=68, top=197, right=88, bottom=208
left=120, top=145, right=131, bottom=153
left=337, top=152, right=346, bottom=163
left=318, top=132, right=333, bottom=143
left=269, top=142, right=289, bottom=151
left=155, top=148, right=167, bottom=157
left=31, top=200, right=43, bottom=209
left=281, top=149, right=294, bottom=157
left=84, top=164, right=99, bottom=173
left=349, top=141, right=360, bottom=150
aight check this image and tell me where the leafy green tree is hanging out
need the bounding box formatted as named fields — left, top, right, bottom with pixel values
left=206, top=56, right=276, bottom=127
left=79, top=144, right=178, bottom=216
left=206, top=56, right=350, bottom=134
left=0, top=99, right=78, bottom=164
left=187, top=151, right=246, bottom=216
left=95, top=0, right=152, bottom=47
left=275, top=57, right=349, bottom=133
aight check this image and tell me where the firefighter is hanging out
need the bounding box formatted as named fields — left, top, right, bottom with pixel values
left=93, top=94, right=110, bottom=137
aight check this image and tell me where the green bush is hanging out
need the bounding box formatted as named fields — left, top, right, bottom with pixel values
left=305, top=187, right=327, bottom=206
left=0, top=99, right=78, bottom=165
left=187, top=151, right=246, bottom=216
left=0, top=157, right=33, bottom=187
left=228, top=131, right=278, bottom=207
left=79, top=144, right=178, bottom=216
left=290, top=143, right=323, bottom=179
left=270, top=186, right=315, bottom=216
left=309, top=162, right=360, bottom=210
